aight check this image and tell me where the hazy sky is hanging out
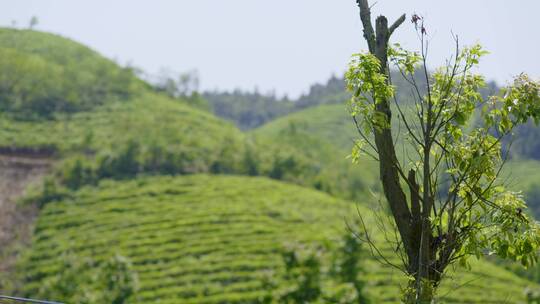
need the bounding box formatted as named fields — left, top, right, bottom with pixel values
left=1, top=1, right=539, bottom=97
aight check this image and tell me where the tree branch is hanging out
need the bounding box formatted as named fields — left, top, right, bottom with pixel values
left=356, top=0, right=376, bottom=52
left=389, top=14, right=406, bottom=36
left=356, top=0, right=414, bottom=267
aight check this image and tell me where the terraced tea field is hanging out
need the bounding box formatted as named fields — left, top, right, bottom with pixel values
left=19, top=175, right=536, bottom=303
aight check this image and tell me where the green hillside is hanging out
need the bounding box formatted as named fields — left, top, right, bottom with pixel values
left=252, top=104, right=380, bottom=201
left=0, top=28, right=370, bottom=199
left=0, top=92, right=248, bottom=179
left=0, top=28, right=325, bottom=194
left=19, top=175, right=537, bottom=303
left=501, top=160, right=540, bottom=218
left=0, top=28, right=140, bottom=118
left=0, top=28, right=122, bottom=68
left=253, top=100, right=425, bottom=154
left=0, top=28, right=257, bottom=191
left=0, top=92, right=241, bottom=152
left=253, top=104, right=355, bottom=150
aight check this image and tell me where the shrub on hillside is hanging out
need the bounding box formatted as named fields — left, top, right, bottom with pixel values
left=264, top=231, right=370, bottom=303
left=35, top=253, right=138, bottom=304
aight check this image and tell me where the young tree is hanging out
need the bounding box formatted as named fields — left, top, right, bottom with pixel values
left=155, top=69, right=200, bottom=98
left=347, top=0, right=540, bottom=302
left=263, top=237, right=369, bottom=303
left=29, top=16, right=39, bottom=30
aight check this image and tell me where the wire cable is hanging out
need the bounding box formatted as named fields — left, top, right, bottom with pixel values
left=0, top=295, right=63, bottom=304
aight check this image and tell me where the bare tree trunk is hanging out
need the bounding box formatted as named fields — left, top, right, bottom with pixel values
left=354, top=1, right=436, bottom=302
left=355, top=0, right=413, bottom=261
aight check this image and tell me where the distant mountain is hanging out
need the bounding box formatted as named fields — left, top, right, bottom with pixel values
left=203, top=89, right=294, bottom=130
left=203, top=75, right=349, bottom=130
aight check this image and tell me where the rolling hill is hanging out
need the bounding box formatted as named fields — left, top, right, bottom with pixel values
left=252, top=103, right=381, bottom=201
left=0, top=93, right=249, bottom=179
left=0, top=28, right=140, bottom=118
left=0, top=28, right=339, bottom=197
left=0, top=30, right=321, bottom=204
left=0, top=28, right=259, bottom=192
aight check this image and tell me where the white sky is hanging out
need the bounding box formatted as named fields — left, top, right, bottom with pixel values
left=1, top=0, right=539, bottom=98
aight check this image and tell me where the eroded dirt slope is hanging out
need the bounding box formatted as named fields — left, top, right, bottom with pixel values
left=0, top=154, right=51, bottom=290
